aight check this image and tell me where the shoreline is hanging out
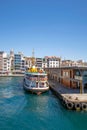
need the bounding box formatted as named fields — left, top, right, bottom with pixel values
left=0, top=74, right=24, bottom=77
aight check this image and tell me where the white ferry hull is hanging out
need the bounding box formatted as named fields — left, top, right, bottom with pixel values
left=23, top=83, right=49, bottom=95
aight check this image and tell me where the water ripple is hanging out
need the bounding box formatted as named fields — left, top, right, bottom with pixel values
left=0, top=77, right=87, bottom=130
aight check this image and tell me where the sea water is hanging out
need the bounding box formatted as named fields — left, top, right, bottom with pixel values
left=0, top=77, right=87, bottom=130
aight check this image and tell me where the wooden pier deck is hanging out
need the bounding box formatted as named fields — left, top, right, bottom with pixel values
left=62, top=94, right=87, bottom=103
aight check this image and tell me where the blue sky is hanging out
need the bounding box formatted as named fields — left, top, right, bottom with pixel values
left=0, top=0, right=87, bottom=61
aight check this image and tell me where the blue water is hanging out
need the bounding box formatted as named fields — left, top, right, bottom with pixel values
left=0, top=77, right=87, bottom=130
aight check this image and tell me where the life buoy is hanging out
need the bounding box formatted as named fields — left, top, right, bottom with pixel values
left=39, top=69, right=43, bottom=73
left=74, top=103, right=81, bottom=111
left=81, top=103, right=87, bottom=111
left=66, top=101, right=74, bottom=110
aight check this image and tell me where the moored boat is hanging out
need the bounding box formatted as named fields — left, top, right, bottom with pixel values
left=23, top=66, right=49, bottom=95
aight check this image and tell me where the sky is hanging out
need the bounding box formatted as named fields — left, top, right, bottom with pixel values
left=0, top=0, right=87, bottom=61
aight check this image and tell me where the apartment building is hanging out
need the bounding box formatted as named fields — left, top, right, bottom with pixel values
left=45, top=56, right=60, bottom=68
left=24, top=57, right=32, bottom=69
left=42, top=58, right=47, bottom=68
left=0, top=52, right=7, bottom=72
left=36, top=58, right=43, bottom=68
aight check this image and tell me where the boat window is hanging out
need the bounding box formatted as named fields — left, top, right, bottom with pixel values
left=33, top=75, right=38, bottom=77
left=31, top=81, right=36, bottom=87
left=39, top=75, right=46, bottom=78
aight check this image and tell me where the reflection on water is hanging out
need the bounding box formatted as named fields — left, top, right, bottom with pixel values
left=0, top=77, right=87, bottom=130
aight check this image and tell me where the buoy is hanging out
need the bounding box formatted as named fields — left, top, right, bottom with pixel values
left=74, top=102, right=81, bottom=111
left=39, top=69, right=43, bottom=73
left=66, top=101, right=74, bottom=110
left=81, top=103, right=87, bottom=111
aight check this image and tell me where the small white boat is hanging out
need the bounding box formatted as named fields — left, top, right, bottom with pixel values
left=23, top=66, right=49, bottom=95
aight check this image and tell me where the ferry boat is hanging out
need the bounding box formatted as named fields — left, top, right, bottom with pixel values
left=23, top=66, right=49, bottom=95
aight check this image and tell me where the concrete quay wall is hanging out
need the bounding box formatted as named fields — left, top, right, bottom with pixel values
left=0, top=74, right=24, bottom=77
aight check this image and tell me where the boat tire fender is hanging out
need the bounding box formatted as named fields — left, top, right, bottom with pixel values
left=66, top=102, right=74, bottom=110
left=82, top=103, right=87, bottom=111
left=75, top=103, right=81, bottom=110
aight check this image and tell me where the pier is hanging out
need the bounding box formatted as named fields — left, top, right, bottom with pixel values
left=44, top=67, right=87, bottom=110
left=49, top=80, right=87, bottom=111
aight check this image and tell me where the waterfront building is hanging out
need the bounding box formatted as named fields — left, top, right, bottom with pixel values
left=76, top=60, right=85, bottom=67
left=0, top=51, right=7, bottom=72
left=44, top=56, right=60, bottom=68
left=42, top=58, right=47, bottom=68
left=21, top=58, right=25, bottom=71
left=83, top=62, right=87, bottom=66
left=45, top=66, right=87, bottom=89
left=6, top=55, right=12, bottom=72
left=0, top=52, right=6, bottom=71
left=61, top=60, right=73, bottom=67
left=2, top=56, right=8, bottom=72
left=14, top=54, right=21, bottom=70
left=60, top=67, right=87, bottom=88
left=61, top=59, right=87, bottom=67
left=24, top=57, right=34, bottom=69
left=9, top=49, right=14, bottom=71
left=36, top=58, right=43, bottom=68
left=14, top=52, right=25, bottom=71
left=0, top=51, right=12, bottom=74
